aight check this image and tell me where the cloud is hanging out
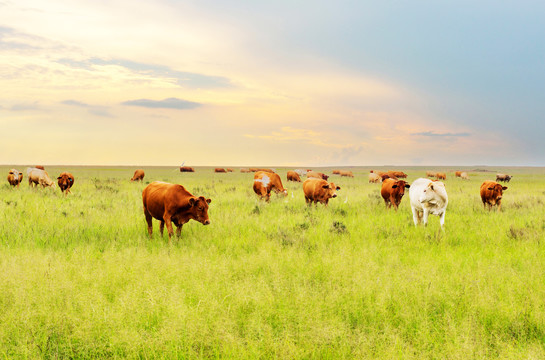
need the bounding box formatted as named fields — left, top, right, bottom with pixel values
left=121, top=98, right=202, bottom=110
left=411, top=131, right=471, bottom=137
left=58, top=57, right=233, bottom=89
left=61, top=99, right=113, bottom=117
left=10, top=102, right=40, bottom=111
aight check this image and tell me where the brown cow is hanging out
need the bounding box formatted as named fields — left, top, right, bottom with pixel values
left=306, top=171, right=329, bottom=181
left=180, top=166, right=195, bottom=172
left=339, top=170, right=354, bottom=178
left=240, top=168, right=251, bottom=173
left=368, top=172, right=381, bottom=183
left=35, top=165, right=45, bottom=170
left=391, top=171, right=408, bottom=178
left=287, top=170, right=302, bottom=182
left=455, top=171, right=462, bottom=178
left=214, top=168, right=226, bottom=173
left=57, top=172, right=75, bottom=196
left=435, top=173, right=447, bottom=180
left=426, top=171, right=436, bottom=178
left=332, top=170, right=341, bottom=175
left=380, top=178, right=410, bottom=210
left=480, top=181, right=507, bottom=211
left=496, top=173, right=513, bottom=183
left=7, top=169, right=23, bottom=188
left=303, top=178, right=340, bottom=206
left=131, top=169, right=145, bottom=182
left=142, top=181, right=211, bottom=243
left=226, top=168, right=234, bottom=172
left=253, top=171, right=287, bottom=201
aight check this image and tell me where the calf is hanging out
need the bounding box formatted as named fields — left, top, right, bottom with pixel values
left=380, top=178, right=410, bottom=210
left=409, top=178, right=448, bottom=227
left=131, top=169, right=145, bottom=182
left=303, top=178, right=340, bottom=206
left=142, top=181, right=211, bottom=243
left=7, top=169, right=23, bottom=188
left=57, top=172, right=75, bottom=196
left=480, top=181, right=507, bottom=211
left=253, top=171, right=288, bottom=201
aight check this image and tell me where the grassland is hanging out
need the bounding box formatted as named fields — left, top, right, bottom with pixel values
left=0, top=165, right=544, bottom=359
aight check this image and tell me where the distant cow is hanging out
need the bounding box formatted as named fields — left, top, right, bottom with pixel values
left=409, top=178, right=448, bottom=227
left=390, top=171, right=408, bottom=179
left=57, top=172, right=75, bottom=196
left=7, top=169, right=23, bottom=188
left=27, top=168, right=55, bottom=188
left=215, top=168, right=226, bottom=173
left=303, top=178, right=340, bottom=206
left=339, top=170, right=354, bottom=178
left=368, top=172, right=381, bottom=183
left=496, top=173, right=512, bottom=183
left=480, top=181, right=507, bottom=211
left=226, top=168, right=234, bottom=172
left=131, top=169, right=145, bottom=182
left=460, top=172, right=469, bottom=180
left=380, top=178, right=410, bottom=210
left=287, top=170, right=302, bottom=182
left=240, top=168, right=251, bottom=173
left=306, top=171, right=329, bottom=181
left=35, top=165, right=45, bottom=170
left=332, top=170, right=341, bottom=175
left=142, top=181, right=211, bottom=243
left=180, top=166, right=195, bottom=172
left=435, top=173, right=446, bottom=180
left=455, top=171, right=462, bottom=178
left=253, top=171, right=288, bottom=201
left=426, top=171, right=436, bottom=178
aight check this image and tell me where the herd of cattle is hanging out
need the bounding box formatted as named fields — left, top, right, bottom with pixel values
left=6, top=166, right=513, bottom=242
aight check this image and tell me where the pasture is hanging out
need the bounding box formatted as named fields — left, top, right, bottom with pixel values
left=1, top=165, right=544, bottom=359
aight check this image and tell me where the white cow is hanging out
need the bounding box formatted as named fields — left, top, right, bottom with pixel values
left=27, top=167, right=56, bottom=188
left=409, top=178, right=448, bottom=227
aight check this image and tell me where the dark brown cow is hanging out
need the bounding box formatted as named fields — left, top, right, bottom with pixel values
left=131, top=169, right=145, bottom=182
left=380, top=178, right=410, bottom=210
left=306, top=171, right=329, bottom=181
left=253, top=171, right=287, bottom=201
left=480, top=181, right=507, bottom=211
left=7, top=169, right=23, bottom=188
left=287, top=170, right=302, bottom=182
left=180, top=166, right=195, bottom=172
left=303, top=178, right=340, bottom=206
left=57, top=172, right=75, bottom=196
left=496, top=173, right=513, bottom=183
left=142, top=181, right=211, bottom=243
left=339, top=170, right=354, bottom=178
left=215, top=168, right=226, bottom=173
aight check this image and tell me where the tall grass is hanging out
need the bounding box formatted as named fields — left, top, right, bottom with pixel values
left=0, top=165, right=544, bottom=358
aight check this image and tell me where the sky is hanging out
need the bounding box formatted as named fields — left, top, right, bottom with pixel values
left=1, top=0, right=544, bottom=167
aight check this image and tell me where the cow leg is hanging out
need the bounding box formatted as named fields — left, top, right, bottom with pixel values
left=411, top=206, right=420, bottom=226
left=439, top=211, right=446, bottom=227
left=163, top=213, right=174, bottom=244
left=305, top=196, right=311, bottom=205
left=144, top=210, right=153, bottom=237
left=159, top=221, right=165, bottom=237
left=176, top=225, right=182, bottom=237
left=422, top=208, right=430, bottom=226
left=497, top=200, right=502, bottom=212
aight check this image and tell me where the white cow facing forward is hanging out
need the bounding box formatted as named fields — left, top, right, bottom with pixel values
left=409, top=178, right=448, bottom=227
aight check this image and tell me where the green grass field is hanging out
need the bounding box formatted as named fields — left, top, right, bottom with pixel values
left=1, top=165, right=544, bottom=359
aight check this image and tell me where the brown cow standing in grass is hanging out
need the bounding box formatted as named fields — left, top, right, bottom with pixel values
left=306, top=171, right=329, bottom=181
left=142, top=181, right=211, bottom=243
left=7, top=169, right=23, bottom=188
left=339, top=170, right=354, bottom=178
left=303, top=178, right=340, bottom=206
left=131, top=169, right=145, bottom=182
left=436, top=173, right=447, bottom=180
left=180, top=166, right=195, bottom=172
left=253, top=171, right=288, bottom=201
left=215, top=168, right=226, bottom=173
left=57, top=172, right=75, bottom=196
left=380, top=178, right=410, bottom=210
left=480, top=181, right=507, bottom=211
left=455, top=171, right=462, bottom=177
left=287, top=170, right=302, bottom=182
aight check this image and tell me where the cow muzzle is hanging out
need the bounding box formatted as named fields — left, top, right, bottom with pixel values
left=332, top=194, right=337, bottom=198
left=203, top=219, right=210, bottom=225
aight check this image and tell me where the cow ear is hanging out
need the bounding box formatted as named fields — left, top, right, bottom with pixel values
left=206, top=198, right=211, bottom=204
left=502, top=186, right=508, bottom=191
left=336, top=186, right=341, bottom=190
left=405, top=184, right=410, bottom=188
left=429, top=184, right=434, bottom=190
left=322, top=184, right=329, bottom=189
left=188, top=197, right=197, bottom=206
left=57, top=176, right=61, bottom=180
left=391, top=185, right=398, bottom=188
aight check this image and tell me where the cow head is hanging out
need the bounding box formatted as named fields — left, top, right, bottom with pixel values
left=420, top=181, right=446, bottom=204
left=188, top=196, right=212, bottom=225
left=487, top=184, right=507, bottom=204
left=391, top=181, right=410, bottom=197
left=322, top=182, right=340, bottom=199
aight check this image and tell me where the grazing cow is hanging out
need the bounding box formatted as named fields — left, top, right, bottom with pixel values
left=380, top=173, right=397, bottom=181
left=380, top=178, right=410, bottom=210
left=287, top=170, right=302, bottom=182
left=435, top=173, right=447, bottom=180
left=332, top=170, right=341, bottom=175
left=180, top=166, right=195, bottom=172
left=460, top=172, right=469, bottom=180
left=480, top=181, right=507, bottom=211
left=7, top=169, right=23, bottom=188
left=142, top=181, right=211, bottom=243
left=27, top=168, right=55, bottom=188
left=339, top=170, right=354, bottom=178
left=255, top=168, right=275, bottom=173
left=455, top=171, right=462, bottom=178
left=368, top=172, right=381, bottom=183
left=35, top=165, right=45, bottom=170
left=253, top=171, right=288, bottom=201
left=306, top=171, right=329, bottom=181
left=409, top=178, right=448, bottom=227
left=391, top=171, right=408, bottom=179
left=303, top=178, right=340, bottom=206
left=226, top=168, right=234, bottom=172
left=131, top=169, right=145, bottom=182
left=240, top=168, right=251, bottom=173
left=57, top=172, right=75, bottom=196
left=426, top=171, right=436, bottom=178
left=496, top=173, right=512, bottom=183
left=215, top=168, right=226, bottom=173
